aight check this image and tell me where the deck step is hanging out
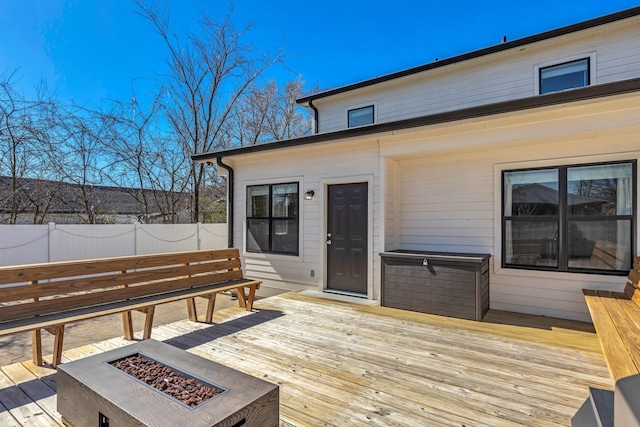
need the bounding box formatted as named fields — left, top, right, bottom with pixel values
left=572, top=387, right=614, bottom=427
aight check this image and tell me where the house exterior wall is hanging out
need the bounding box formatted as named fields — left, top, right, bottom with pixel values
left=313, top=17, right=640, bottom=133
left=228, top=91, right=639, bottom=322
left=227, top=138, right=383, bottom=298
left=379, top=93, right=640, bottom=322
left=201, top=9, right=640, bottom=322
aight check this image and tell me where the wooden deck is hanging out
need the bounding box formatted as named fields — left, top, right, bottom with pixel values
left=0, top=292, right=610, bottom=426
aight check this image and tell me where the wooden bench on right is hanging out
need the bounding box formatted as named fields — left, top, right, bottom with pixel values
left=575, top=256, right=640, bottom=426
left=582, top=256, right=640, bottom=384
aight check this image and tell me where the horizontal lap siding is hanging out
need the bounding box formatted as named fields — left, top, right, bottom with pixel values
left=316, top=20, right=640, bottom=133
left=231, top=141, right=382, bottom=295
left=391, top=116, right=640, bottom=321
left=397, top=160, right=493, bottom=254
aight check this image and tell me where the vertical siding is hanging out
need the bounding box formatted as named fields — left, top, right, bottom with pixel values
left=315, top=18, right=640, bottom=133
left=384, top=158, right=399, bottom=251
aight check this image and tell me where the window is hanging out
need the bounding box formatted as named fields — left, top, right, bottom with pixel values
left=539, top=58, right=589, bottom=94
left=246, top=182, right=299, bottom=255
left=348, top=105, right=374, bottom=128
left=502, top=161, right=636, bottom=274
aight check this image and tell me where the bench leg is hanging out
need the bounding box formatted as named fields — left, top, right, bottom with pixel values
left=186, top=298, right=198, bottom=322
left=122, top=311, right=134, bottom=340
left=246, top=286, right=258, bottom=311
left=204, top=294, right=217, bottom=323
left=142, top=306, right=155, bottom=340
left=51, top=325, right=65, bottom=368
left=32, top=329, right=43, bottom=366
left=237, top=287, right=247, bottom=309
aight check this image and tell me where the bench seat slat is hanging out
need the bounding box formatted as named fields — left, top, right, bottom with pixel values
left=583, top=290, right=639, bottom=383
left=583, top=255, right=640, bottom=384
left=614, top=291, right=640, bottom=331
left=0, top=279, right=261, bottom=336
left=596, top=292, right=640, bottom=378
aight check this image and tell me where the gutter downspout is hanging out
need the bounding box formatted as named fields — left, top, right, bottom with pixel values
left=308, top=99, right=319, bottom=134
left=216, top=157, right=234, bottom=248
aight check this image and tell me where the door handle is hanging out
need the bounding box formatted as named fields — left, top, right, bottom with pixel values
left=326, top=240, right=332, bottom=245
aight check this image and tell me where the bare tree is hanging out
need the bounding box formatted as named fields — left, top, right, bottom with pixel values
left=97, top=96, right=190, bottom=224
left=230, top=76, right=310, bottom=147
left=57, top=111, right=111, bottom=223
left=0, top=71, right=66, bottom=223
left=135, top=1, right=283, bottom=222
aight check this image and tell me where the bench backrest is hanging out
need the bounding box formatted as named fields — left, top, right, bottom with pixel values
left=624, top=256, right=640, bottom=305
left=0, top=248, right=243, bottom=324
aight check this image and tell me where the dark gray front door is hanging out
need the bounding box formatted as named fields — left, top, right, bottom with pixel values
left=327, top=182, right=368, bottom=294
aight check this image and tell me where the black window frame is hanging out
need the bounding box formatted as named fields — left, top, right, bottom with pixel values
left=246, top=182, right=299, bottom=256
left=502, top=160, right=636, bottom=275
left=539, top=57, right=590, bottom=95
left=348, top=105, right=375, bottom=128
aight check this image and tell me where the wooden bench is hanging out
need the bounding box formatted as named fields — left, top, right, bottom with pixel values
left=582, top=256, right=640, bottom=383
left=0, top=248, right=260, bottom=367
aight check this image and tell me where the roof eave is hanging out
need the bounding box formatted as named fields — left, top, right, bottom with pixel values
left=296, top=6, right=640, bottom=105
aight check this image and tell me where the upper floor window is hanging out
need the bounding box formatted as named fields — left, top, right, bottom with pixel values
left=502, top=161, right=636, bottom=274
left=539, top=58, right=589, bottom=94
left=246, top=182, right=299, bottom=255
left=348, top=105, right=374, bottom=128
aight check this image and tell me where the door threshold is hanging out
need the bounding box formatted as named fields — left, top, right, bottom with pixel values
left=299, top=290, right=379, bottom=306
left=324, top=289, right=367, bottom=298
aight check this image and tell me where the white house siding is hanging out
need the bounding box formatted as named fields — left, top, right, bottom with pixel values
left=379, top=92, right=640, bottom=322
left=220, top=91, right=640, bottom=320
left=227, top=138, right=384, bottom=298
left=313, top=17, right=640, bottom=133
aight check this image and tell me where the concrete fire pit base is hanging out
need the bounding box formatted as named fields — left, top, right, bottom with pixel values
left=57, top=340, right=279, bottom=427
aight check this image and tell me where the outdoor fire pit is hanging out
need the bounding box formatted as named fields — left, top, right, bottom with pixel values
left=57, top=340, right=279, bottom=427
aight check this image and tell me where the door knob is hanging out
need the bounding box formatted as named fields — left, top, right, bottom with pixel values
left=326, top=240, right=332, bottom=245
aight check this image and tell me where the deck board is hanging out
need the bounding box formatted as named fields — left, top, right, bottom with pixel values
left=0, top=292, right=610, bottom=426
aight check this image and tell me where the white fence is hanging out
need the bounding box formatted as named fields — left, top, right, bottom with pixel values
left=0, top=223, right=228, bottom=267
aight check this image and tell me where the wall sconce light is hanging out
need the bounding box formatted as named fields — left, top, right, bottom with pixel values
left=305, top=190, right=315, bottom=200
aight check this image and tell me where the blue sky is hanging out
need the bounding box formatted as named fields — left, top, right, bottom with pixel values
left=1, top=0, right=638, bottom=108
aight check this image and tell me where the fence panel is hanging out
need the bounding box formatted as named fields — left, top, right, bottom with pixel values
left=0, top=225, right=50, bottom=266
left=199, top=224, right=228, bottom=250
left=0, top=223, right=228, bottom=267
left=49, top=224, right=137, bottom=262
left=136, top=224, right=200, bottom=255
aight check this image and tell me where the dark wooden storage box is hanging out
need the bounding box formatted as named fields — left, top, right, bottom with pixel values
left=381, top=251, right=490, bottom=321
